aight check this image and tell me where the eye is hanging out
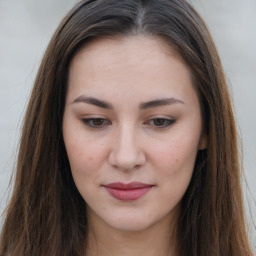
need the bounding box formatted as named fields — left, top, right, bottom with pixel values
left=81, top=118, right=111, bottom=128
left=146, top=118, right=176, bottom=128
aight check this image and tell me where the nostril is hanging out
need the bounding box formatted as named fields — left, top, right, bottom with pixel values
left=108, top=146, right=146, bottom=171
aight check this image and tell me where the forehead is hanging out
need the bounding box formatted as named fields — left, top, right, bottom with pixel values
left=66, top=35, right=197, bottom=107
left=70, top=35, right=184, bottom=70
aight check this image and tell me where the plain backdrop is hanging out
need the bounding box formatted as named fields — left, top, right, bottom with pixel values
left=0, top=0, right=255, bottom=249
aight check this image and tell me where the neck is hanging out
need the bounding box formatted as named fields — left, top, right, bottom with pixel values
left=85, top=212, right=178, bottom=256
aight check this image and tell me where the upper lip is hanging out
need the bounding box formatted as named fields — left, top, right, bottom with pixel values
left=103, top=182, right=153, bottom=189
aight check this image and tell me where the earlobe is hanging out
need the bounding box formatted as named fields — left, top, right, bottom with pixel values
left=198, top=133, right=207, bottom=150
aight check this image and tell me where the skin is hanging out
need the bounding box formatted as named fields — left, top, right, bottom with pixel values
left=62, top=36, right=206, bottom=256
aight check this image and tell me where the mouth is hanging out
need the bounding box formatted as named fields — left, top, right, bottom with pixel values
left=103, top=182, right=154, bottom=201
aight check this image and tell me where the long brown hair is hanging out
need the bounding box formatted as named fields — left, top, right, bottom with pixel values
left=0, top=0, right=253, bottom=255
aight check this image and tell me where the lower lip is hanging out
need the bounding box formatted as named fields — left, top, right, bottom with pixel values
left=104, top=186, right=153, bottom=201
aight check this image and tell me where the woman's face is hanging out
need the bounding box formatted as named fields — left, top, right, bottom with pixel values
left=63, top=36, right=206, bottom=232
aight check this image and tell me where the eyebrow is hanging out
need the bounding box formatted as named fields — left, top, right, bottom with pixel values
left=139, top=98, right=184, bottom=109
left=72, top=95, right=184, bottom=109
left=72, top=95, right=113, bottom=109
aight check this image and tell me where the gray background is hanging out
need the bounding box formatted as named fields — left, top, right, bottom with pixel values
left=0, top=0, right=255, bottom=250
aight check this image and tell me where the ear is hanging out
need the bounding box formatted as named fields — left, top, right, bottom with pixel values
left=198, top=132, right=207, bottom=150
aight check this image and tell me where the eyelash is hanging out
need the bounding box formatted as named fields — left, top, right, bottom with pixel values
left=81, top=117, right=176, bottom=129
left=81, top=118, right=111, bottom=128
left=145, top=118, right=176, bottom=128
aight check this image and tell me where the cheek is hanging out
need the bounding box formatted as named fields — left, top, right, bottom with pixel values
left=151, top=137, right=198, bottom=207
left=151, top=133, right=199, bottom=180
left=154, top=138, right=197, bottom=173
left=64, top=136, right=110, bottom=201
left=64, top=132, right=109, bottom=179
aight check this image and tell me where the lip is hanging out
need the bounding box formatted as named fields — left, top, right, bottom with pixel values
left=103, top=182, right=154, bottom=201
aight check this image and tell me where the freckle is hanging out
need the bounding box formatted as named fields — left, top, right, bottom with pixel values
left=89, top=157, right=93, bottom=160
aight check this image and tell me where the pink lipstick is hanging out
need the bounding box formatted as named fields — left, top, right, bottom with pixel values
left=103, top=182, right=153, bottom=201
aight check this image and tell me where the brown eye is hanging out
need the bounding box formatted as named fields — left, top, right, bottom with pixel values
left=153, top=118, right=167, bottom=126
left=148, top=118, right=176, bottom=128
left=82, top=118, right=111, bottom=128
left=92, top=118, right=105, bottom=126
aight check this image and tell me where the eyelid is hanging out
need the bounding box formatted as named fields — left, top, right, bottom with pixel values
left=81, top=117, right=112, bottom=128
left=80, top=115, right=176, bottom=129
left=144, top=116, right=176, bottom=129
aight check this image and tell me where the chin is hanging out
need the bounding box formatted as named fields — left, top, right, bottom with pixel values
left=101, top=210, right=172, bottom=233
left=107, top=218, right=154, bottom=232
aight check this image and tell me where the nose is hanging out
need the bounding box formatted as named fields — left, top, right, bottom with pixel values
left=108, top=124, right=146, bottom=171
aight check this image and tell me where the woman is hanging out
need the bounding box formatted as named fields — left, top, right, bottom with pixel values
left=0, top=0, right=253, bottom=255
